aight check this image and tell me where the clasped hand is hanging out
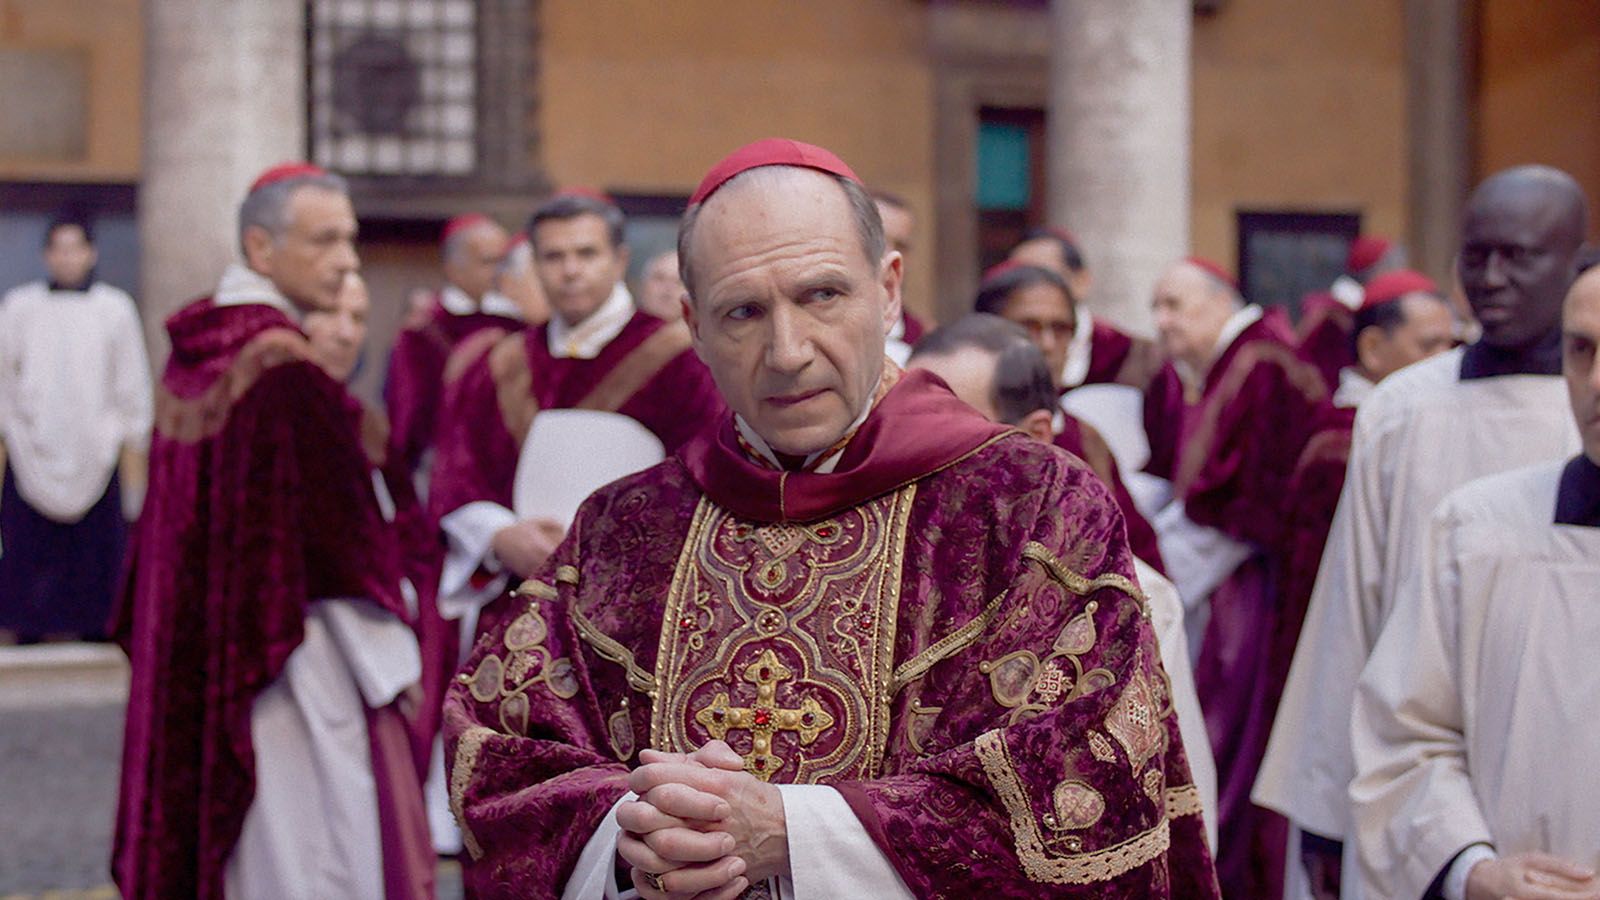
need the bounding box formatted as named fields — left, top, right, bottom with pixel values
left=616, top=740, right=789, bottom=899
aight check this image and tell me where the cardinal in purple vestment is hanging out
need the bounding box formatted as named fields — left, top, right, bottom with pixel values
left=384, top=212, right=526, bottom=479
left=1296, top=236, right=1409, bottom=393
left=111, top=165, right=431, bottom=900
left=1150, top=257, right=1326, bottom=900
left=968, top=264, right=1166, bottom=571
left=444, top=139, right=1218, bottom=900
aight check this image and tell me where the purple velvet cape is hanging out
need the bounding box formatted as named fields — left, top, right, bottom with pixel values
left=443, top=370, right=1219, bottom=899
left=1082, top=319, right=1164, bottom=390
left=110, top=299, right=425, bottom=900
left=1295, top=292, right=1355, bottom=394
left=384, top=301, right=524, bottom=474
left=1168, top=316, right=1328, bottom=900
left=428, top=311, right=726, bottom=522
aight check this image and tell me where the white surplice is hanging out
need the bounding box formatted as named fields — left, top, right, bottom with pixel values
left=225, top=599, right=422, bottom=900
left=1138, top=557, right=1219, bottom=850
left=1349, top=460, right=1600, bottom=899
left=0, top=280, right=152, bottom=521
left=1254, top=347, right=1579, bottom=844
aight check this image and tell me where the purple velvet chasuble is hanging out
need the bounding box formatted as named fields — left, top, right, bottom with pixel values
left=443, top=370, right=1219, bottom=898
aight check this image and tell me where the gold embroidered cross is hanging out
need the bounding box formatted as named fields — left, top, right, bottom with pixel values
left=694, top=648, right=834, bottom=781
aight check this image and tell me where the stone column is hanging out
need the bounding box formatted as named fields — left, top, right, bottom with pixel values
left=1405, top=0, right=1474, bottom=284
left=139, top=0, right=305, bottom=360
left=1047, top=0, right=1191, bottom=335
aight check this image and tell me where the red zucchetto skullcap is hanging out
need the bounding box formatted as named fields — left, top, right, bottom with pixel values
left=1184, top=256, right=1239, bottom=291
left=249, top=162, right=330, bottom=194
left=441, top=213, right=492, bottom=244
left=689, top=138, right=862, bottom=206
left=1361, top=269, right=1438, bottom=309
left=1346, top=236, right=1393, bottom=273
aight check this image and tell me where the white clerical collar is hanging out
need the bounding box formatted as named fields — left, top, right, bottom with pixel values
left=733, top=382, right=879, bottom=475
left=1176, top=304, right=1262, bottom=388
left=887, top=313, right=906, bottom=343
left=439, top=283, right=524, bottom=320
left=1330, top=274, right=1365, bottom=311
left=1334, top=368, right=1375, bottom=408
left=214, top=262, right=302, bottom=323
left=547, top=282, right=635, bottom=359
left=1059, top=309, right=1096, bottom=389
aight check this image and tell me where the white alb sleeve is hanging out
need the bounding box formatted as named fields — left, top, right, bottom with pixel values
left=775, top=784, right=914, bottom=899
left=561, top=793, right=638, bottom=900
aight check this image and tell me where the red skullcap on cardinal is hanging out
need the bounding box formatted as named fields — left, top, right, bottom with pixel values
left=1185, top=256, right=1239, bottom=291
left=1360, top=269, right=1438, bottom=309
left=1346, top=236, right=1393, bottom=273
left=249, top=162, right=330, bottom=194
left=689, top=138, right=862, bottom=206
left=441, top=213, right=493, bottom=245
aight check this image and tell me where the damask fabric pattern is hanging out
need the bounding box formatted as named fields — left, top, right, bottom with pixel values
left=112, top=300, right=409, bottom=900
left=443, top=428, right=1218, bottom=898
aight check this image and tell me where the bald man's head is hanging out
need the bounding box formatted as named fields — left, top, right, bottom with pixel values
left=1459, top=165, right=1589, bottom=351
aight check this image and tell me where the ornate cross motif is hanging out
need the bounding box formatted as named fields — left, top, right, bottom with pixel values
left=694, top=648, right=835, bottom=781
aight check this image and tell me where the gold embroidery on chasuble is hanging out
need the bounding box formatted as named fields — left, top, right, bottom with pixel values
left=652, top=487, right=915, bottom=783
left=458, top=596, right=580, bottom=736
left=1104, top=651, right=1167, bottom=778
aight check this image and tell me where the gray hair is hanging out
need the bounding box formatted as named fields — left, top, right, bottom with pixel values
left=237, top=171, right=349, bottom=257
left=676, top=167, right=886, bottom=301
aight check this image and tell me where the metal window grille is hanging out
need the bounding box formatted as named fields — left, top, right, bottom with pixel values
left=307, top=0, right=479, bottom=176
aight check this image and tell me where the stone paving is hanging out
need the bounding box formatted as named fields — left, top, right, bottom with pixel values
left=0, top=644, right=462, bottom=899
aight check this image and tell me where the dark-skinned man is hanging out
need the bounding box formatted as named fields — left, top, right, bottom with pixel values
left=1257, top=165, right=1587, bottom=899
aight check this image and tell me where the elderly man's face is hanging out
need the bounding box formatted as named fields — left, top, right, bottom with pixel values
left=1153, top=262, right=1236, bottom=372
left=250, top=186, right=360, bottom=312
left=685, top=170, right=902, bottom=457
left=1459, top=182, right=1581, bottom=350
left=444, top=221, right=509, bottom=302
left=1564, top=269, right=1600, bottom=465
left=304, top=273, right=370, bottom=383
left=534, top=213, right=628, bottom=327
left=637, top=251, right=686, bottom=320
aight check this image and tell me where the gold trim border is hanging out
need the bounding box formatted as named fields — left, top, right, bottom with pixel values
left=1022, top=541, right=1148, bottom=615
left=449, top=726, right=494, bottom=861
left=572, top=605, right=658, bottom=696
left=891, top=589, right=1007, bottom=693
left=1164, top=783, right=1204, bottom=819
left=975, top=729, right=1171, bottom=885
